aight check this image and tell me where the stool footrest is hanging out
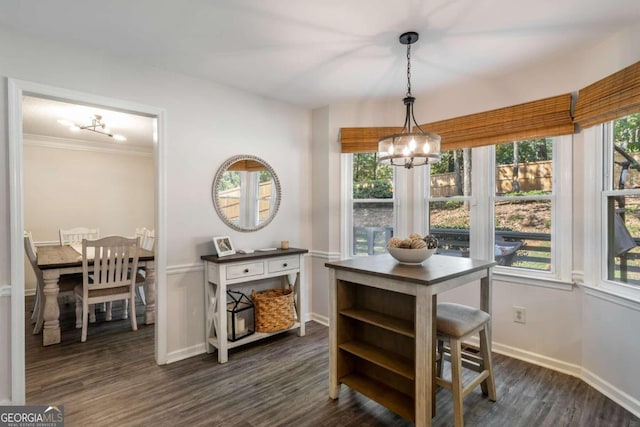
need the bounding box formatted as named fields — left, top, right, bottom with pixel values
left=439, top=343, right=485, bottom=372
left=462, top=370, right=490, bottom=398
left=435, top=369, right=490, bottom=399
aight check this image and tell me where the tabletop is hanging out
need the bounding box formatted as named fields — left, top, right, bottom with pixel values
left=201, top=247, right=308, bottom=264
left=38, top=244, right=154, bottom=270
left=325, top=254, right=496, bottom=285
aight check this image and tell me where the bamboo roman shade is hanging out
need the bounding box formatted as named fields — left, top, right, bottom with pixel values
left=227, top=159, right=265, bottom=172
left=340, top=94, right=574, bottom=153
left=426, top=94, right=574, bottom=151
left=574, top=61, right=640, bottom=129
left=340, top=127, right=402, bottom=153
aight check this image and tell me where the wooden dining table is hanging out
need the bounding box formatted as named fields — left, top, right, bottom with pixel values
left=36, top=244, right=155, bottom=346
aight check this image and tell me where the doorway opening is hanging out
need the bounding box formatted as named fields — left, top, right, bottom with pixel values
left=8, top=79, right=167, bottom=404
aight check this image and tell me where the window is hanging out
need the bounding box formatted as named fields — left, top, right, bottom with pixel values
left=427, top=148, right=473, bottom=257
left=602, top=113, right=640, bottom=287
left=350, top=153, right=395, bottom=256
left=493, top=139, right=553, bottom=271
left=424, top=136, right=571, bottom=283
left=218, top=169, right=275, bottom=228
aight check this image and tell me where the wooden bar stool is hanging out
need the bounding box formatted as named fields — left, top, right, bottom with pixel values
left=435, top=302, right=497, bottom=427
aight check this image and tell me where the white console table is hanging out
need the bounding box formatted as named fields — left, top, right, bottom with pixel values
left=201, top=248, right=308, bottom=363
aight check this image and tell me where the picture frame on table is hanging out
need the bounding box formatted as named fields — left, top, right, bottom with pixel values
left=213, top=236, right=235, bottom=257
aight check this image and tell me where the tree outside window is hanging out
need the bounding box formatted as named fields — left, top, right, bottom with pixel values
left=352, top=153, right=394, bottom=256
left=605, top=113, right=640, bottom=286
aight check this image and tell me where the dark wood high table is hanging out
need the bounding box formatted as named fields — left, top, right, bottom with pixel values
left=37, top=244, right=155, bottom=346
left=325, top=254, right=496, bottom=427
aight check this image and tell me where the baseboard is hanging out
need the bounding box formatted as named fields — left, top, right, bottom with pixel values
left=490, top=341, right=583, bottom=377
left=310, top=313, right=328, bottom=327
left=0, top=399, right=11, bottom=405
left=582, top=368, right=640, bottom=418
left=165, top=343, right=207, bottom=364
left=490, top=340, right=639, bottom=418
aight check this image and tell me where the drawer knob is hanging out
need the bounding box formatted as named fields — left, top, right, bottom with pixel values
left=244, top=268, right=249, bottom=273
left=283, top=263, right=288, bottom=267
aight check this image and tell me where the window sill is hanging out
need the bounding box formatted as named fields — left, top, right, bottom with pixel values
left=493, top=269, right=574, bottom=291
left=578, top=282, right=640, bottom=311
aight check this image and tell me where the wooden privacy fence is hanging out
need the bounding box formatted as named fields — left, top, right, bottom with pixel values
left=431, top=160, right=552, bottom=197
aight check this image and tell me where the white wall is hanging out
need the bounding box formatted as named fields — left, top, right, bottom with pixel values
left=310, top=20, right=640, bottom=416
left=0, top=24, right=312, bottom=401
left=24, top=142, right=155, bottom=242
left=22, top=141, right=155, bottom=293
left=582, top=290, right=640, bottom=409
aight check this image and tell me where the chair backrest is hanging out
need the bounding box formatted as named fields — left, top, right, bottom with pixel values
left=24, top=230, right=43, bottom=283
left=82, top=236, right=140, bottom=293
left=135, top=227, right=155, bottom=251
left=60, top=227, right=100, bottom=245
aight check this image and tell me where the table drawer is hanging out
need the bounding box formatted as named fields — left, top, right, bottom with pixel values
left=268, top=256, right=299, bottom=273
left=226, top=262, right=264, bottom=280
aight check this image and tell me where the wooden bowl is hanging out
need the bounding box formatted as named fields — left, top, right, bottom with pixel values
left=387, top=246, right=437, bottom=265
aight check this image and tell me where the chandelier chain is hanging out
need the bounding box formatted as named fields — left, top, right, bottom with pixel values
left=406, top=42, right=412, bottom=97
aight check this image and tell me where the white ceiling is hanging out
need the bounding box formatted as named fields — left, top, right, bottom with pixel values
left=22, top=96, right=156, bottom=149
left=1, top=0, right=639, bottom=110
left=5, top=0, right=640, bottom=145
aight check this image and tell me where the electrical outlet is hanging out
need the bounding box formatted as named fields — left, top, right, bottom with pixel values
left=513, top=306, right=526, bottom=324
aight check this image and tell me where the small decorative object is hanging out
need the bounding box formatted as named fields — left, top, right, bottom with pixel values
left=226, top=290, right=254, bottom=342
left=252, top=287, right=295, bottom=332
left=280, top=240, right=289, bottom=250
left=213, top=236, right=235, bottom=257
left=387, top=233, right=438, bottom=265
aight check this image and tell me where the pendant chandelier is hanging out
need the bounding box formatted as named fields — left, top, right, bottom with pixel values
left=378, top=32, right=441, bottom=169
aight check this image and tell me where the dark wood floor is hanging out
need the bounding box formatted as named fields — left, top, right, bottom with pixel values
left=25, top=296, right=639, bottom=426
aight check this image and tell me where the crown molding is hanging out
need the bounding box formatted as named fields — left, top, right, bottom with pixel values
left=23, top=133, right=152, bottom=157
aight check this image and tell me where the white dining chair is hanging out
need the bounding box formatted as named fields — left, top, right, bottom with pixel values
left=59, top=227, right=100, bottom=246
left=59, top=227, right=103, bottom=323
left=132, top=228, right=155, bottom=306
left=24, top=230, right=81, bottom=334
left=74, top=236, right=141, bottom=342
left=135, top=227, right=155, bottom=251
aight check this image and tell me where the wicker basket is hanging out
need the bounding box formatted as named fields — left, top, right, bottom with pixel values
left=251, top=287, right=295, bottom=333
